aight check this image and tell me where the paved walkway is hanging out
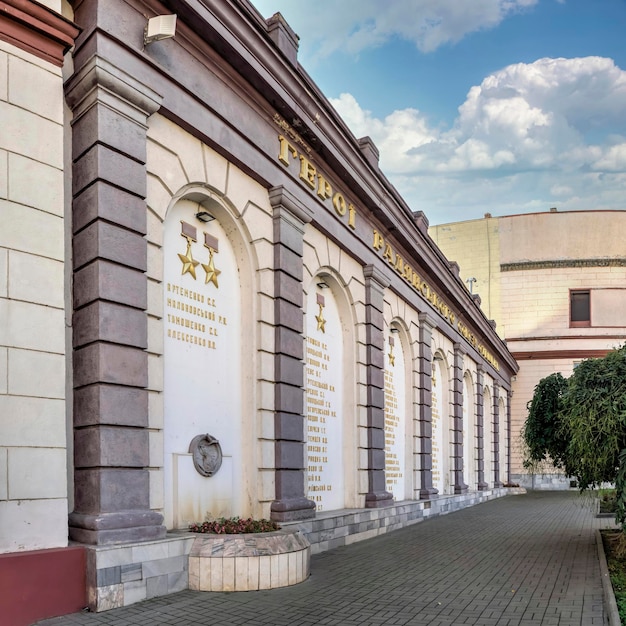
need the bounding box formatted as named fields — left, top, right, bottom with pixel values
left=37, top=492, right=614, bottom=626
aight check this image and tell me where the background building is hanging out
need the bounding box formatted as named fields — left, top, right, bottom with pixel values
left=1, top=1, right=517, bottom=623
left=431, top=209, right=626, bottom=488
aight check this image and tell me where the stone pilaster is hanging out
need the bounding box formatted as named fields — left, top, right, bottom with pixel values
left=363, top=265, right=393, bottom=508
left=506, top=389, right=512, bottom=484
left=65, top=55, right=165, bottom=544
left=493, top=382, right=503, bottom=487
left=268, top=186, right=316, bottom=521
left=452, top=344, right=468, bottom=494
left=418, top=313, right=438, bottom=499
left=476, top=366, right=487, bottom=491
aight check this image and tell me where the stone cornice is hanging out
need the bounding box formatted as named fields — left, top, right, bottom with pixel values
left=502, top=258, right=626, bottom=272
left=0, top=0, right=79, bottom=67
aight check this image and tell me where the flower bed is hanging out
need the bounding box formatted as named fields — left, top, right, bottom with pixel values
left=188, top=526, right=310, bottom=592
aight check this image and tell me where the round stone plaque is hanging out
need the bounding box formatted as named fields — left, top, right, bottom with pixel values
left=188, top=434, right=223, bottom=477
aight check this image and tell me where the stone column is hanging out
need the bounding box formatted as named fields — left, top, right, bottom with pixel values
left=418, top=313, right=438, bottom=499
left=476, top=366, right=488, bottom=491
left=65, top=56, right=164, bottom=544
left=268, top=186, right=316, bottom=521
left=363, top=265, right=393, bottom=508
left=493, top=382, right=503, bottom=487
left=452, top=344, right=468, bottom=494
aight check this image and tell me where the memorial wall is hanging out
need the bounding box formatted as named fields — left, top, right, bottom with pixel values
left=0, top=0, right=520, bottom=619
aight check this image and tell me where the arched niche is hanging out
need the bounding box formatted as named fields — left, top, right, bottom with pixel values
left=383, top=321, right=410, bottom=500
left=432, top=352, right=452, bottom=495
left=161, top=190, right=255, bottom=529
left=483, top=385, right=493, bottom=487
left=303, top=272, right=356, bottom=511
left=462, top=371, right=476, bottom=491
left=499, top=396, right=507, bottom=483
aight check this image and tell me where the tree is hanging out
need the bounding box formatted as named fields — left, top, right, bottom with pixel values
left=523, top=372, right=568, bottom=471
left=523, top=345, right=626, bottom=527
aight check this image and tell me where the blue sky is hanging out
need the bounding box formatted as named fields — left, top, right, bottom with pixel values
left=251, top=0, right=626, bottom=224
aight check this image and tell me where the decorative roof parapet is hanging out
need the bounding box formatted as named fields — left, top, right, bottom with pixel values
left=266, top=12, right=299, bottom=66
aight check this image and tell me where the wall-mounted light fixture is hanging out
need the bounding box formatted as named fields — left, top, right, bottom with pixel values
left=466, top=277, right=477, bottom=293
left=316, top=281, right=329, bottom=289
left=390, top=327, right=400, bottom=334
left=195, top=210, right=215, bottom=223
left=144, top=14, right=177, bottom=46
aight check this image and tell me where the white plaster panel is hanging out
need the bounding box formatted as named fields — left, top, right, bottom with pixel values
left=146, top=209, right=164, bottom=247
left=0, top=447, right=7, bottom=500
left=9, top=56, right=63, bottom=122
left=258, top=268, right=274, bottom=298
left=149, top=430, right=164, bottom=467
left=148, top=389, right=164, bottom=429
left=8, top=349, right=65, bottom=398
left=259, top=469, right=275, bottom=503
left=0, top=300, right=64, bottom=352
left=0, top=39, right=57, bottom=70
left=0, top=102, right=62, bottom=168
left=147, top=115, right=207, bottom=185
left=146, top=141, right=189, bottom=196
left=0, top=199, right=63, bottom=260
left=241, top=204, right=273, bottom=245
left=358, top=471, right=369, bottom=494
left=257, top=380, right=274, bottom=414
left=148, top=352, right=164, bottom=392
left=8, top=447, right=66, bottom=499
left=147, top=315, right=164, bottom=355
left=202, top=145, right=228, bottom=193
left=0, top=498, right=68, bottom=553
left=0, top=50, right=7, bottom=102
left=146, top=241, right=163, bottom=281
left=259, top=410, right=274, bottom=440
left=8, top=250, right=63, bottom=307
left=0, top=347, right=6, bottom=394
left=147, top=278, right=163, bottom=318
left=257, top=351, right=274, bottom=383
left=258, top=293, right=274, bottom=326
left=8, top=154, right=64, bottom=217
left=146, top=175, right=173, bottom=223
left=0, top=396, right=65, bottom=446
left=259, top=322, right=275, bottom=355
left=259, top=440, right=274, bottom=469
left=251, top=237, right=274, bottom=268
left=224, top=164, right=269, bottom=216
left=0, top=150, right=7, bottom=199
left=149, top=468, right=164, bottom=510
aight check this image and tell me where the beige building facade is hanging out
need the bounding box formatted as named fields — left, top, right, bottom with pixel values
left=431, top=210, right=626, bottom=488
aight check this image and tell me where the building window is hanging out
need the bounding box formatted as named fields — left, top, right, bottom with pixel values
left=570, top=290, right=591, bottom=327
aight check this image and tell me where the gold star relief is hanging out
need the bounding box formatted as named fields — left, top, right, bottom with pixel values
left=202, top=248, right=221, bottom=287
left=178, top=239, right=199, bottom=279
left=388, top=349, right=395, bottom=367
left=315, top=303, right=326, bottom=333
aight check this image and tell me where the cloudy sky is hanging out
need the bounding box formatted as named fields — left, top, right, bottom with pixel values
left=251, top=0, right=626, bottom=224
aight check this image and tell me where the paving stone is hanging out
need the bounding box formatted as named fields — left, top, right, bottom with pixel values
left=35, top=492, right=612, bottom=625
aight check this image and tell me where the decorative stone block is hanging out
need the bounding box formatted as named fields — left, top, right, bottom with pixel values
left=188, top=528, right=310, bottom=592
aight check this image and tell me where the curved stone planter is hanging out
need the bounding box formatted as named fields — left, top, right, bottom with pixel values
left=188, top=528, right=310, bottom=592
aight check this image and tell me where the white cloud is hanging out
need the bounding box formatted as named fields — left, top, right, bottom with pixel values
left=251, top=0, right=537, bottom=57
left=329, top=57, right=626, bottom=221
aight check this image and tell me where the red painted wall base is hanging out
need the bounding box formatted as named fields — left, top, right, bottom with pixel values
left=0, top=545, right=86, bottom=626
